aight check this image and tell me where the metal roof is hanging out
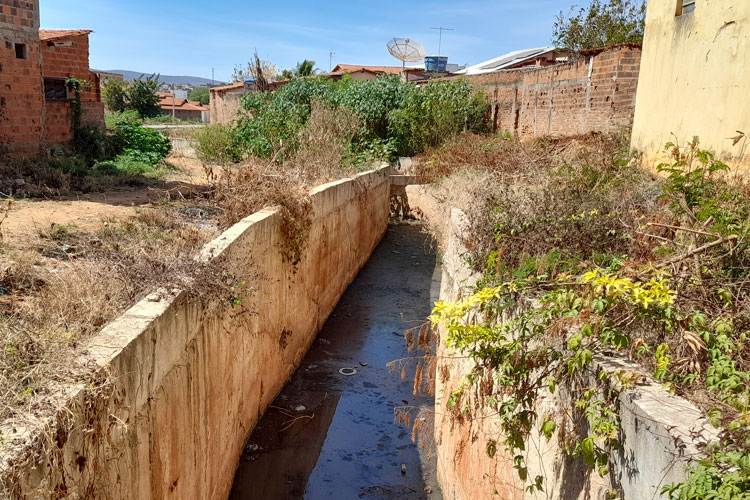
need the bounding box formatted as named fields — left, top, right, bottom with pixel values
left=455, top=46, right=557, bottom=75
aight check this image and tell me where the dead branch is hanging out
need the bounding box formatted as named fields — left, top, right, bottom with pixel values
left=646, top=222, right=724, bottom=239
left=657, top=235, right=739, bottom=269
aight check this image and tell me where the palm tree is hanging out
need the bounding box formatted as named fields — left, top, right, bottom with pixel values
left=294, top=60, right=318, bottom=77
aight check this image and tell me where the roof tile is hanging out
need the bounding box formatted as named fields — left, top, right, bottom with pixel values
left=40, top=29, right=93, bottom=41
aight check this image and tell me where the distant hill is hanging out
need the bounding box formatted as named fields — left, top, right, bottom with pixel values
left=96, top=70, right=226, bottom=86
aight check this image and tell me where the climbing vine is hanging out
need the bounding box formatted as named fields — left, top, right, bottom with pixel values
left=65, top=77, right=85, bottom=135
left=429, top=139, right=750, bottom=497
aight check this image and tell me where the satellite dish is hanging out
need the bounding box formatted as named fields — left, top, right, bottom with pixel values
left=387, top=38, right=426, bottom=68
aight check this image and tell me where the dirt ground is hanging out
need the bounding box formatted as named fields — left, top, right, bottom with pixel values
left=1, top=156, right=211, bottom=245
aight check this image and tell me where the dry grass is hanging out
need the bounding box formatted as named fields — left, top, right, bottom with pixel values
left=416, top=130, right=750, bottom=418
left=288, top=102, right=362, bottom=181
left=411, top=131, right=630, bottom=181
left=0, top=208, right=227, bottom=426
left=0, top=156, right=159, bottom=198
left=0, top=106, right=372, bottom=432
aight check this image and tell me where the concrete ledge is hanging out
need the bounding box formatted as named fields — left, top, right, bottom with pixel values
left=1, top=165, right=391, bottom=499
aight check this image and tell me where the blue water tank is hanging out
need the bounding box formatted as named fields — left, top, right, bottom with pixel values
left=424, top=56, right=448, bottom=72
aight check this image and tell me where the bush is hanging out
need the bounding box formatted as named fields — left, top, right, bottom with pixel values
left=71, top=125, right=119, bottom=164
left=388, top=79, right=489, bottom=155
left=102, top=78, right=128, bottom=113
left=117, top=124, right=172, bottom=166
left=191, top=124, right=242, bottom=164
left=188, top=87, right=210, bottom=105
left=93, top=156, right=158, bottom=177
left=105, top=110, right=141, bottom=129
left=232, top=75, right=489, bottom=162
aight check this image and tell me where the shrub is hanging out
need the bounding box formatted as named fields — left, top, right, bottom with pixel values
left=188, top=87, right=210, bottom=105
left=191, top=124, right=242, bottom=164
left=102, top=78, right=128, bottom=113
left=233, top=75, right=489, bottom=162
left=105, top=110, right=141, bottom=129
left=117, top=124, right=172, bottom=166
left=388, top=79, right=489, bottom=155
left=92, top=161, right=120, bottom=176
left=71, top=125, right=119, bottom=164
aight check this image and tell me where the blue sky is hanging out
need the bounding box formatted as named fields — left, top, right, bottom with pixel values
left=39, top=0, right=570, bottom=81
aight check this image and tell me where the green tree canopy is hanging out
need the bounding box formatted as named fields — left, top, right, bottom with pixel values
left=127, top=74, right=161, bottom=118
left=553, top=0, right=646, bottom=52
left=189, top=87, right=210, bottom=105
left=280, top=60, right=320, bottom=80
left=294, top=60, right=318, bottom=77
left=102, top=78, right=128, bottom=113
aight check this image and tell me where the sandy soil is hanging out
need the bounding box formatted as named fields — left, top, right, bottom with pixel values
left=1, top=156, right=211, bottom=245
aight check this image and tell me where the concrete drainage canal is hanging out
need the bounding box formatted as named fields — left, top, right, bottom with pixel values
left=229, top=222, right=443, bottom=500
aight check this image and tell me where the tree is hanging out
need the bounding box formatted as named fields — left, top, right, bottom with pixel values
left=553, top=0, right=646, bottom=52
left=279, top=60, right=319, bottom=81
left=189, top=87, right=210, bottom=105
left=294, top=60, right=318, bottom=77
left=127, top=74, right=161, bottom=118
left=102, top=78, right=128, bottom=113
left=231, top=55, right=278, bottom=83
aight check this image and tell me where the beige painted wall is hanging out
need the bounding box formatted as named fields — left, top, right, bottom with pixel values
left=631, top=1, right=750, bottom=168
left=1, top=167, right=390, bottom=499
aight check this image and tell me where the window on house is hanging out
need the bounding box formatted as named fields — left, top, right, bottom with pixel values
left=14, top=43, right=26, bottom=59
left=44, top=78, right=68, bottom=100
left=677, top=0, right=696, bottom=16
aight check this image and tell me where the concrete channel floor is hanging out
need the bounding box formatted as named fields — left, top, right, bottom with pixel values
left=229, top=222, right=443, bottom=500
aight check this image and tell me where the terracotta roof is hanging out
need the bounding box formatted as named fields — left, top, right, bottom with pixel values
left=158, top=94, right=209, bottom=112
left=40, top=29, right=93, bottom=41
left=161, top=102, right=209, bottom=112
left=330, top=64, right=406, bottom=76
left=159, top=96, right=188, bottom=107
left=210, top=79, right=290, bottom=93
left=210, top=82, right=245, bottom=92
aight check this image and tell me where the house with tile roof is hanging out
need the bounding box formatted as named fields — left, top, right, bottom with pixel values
left=157, top=92, right=210, bottom=123
left=328, top=64, right=428, bottom=82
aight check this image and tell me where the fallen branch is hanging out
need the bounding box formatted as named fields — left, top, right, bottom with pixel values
left=657, top=235, right=739, bottom=269
left=646, top=222, right=723, bottom=239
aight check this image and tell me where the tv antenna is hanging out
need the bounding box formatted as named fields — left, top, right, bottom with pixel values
left=430, top=26, right=454, bottom=58
left=329, top=50, right=336, bottom=71
left=387, top=38, right=426, bottom=69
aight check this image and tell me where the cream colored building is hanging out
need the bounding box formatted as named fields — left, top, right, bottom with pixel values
left=632, top=1, right=750, bottom=168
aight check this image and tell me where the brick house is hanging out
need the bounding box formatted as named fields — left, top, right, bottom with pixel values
left=0, top=0, right=104, bottom=156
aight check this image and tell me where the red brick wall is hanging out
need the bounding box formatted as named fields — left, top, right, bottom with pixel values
left=457, top=46, right=641, bottom=139
left=0, top=0, right=43, bottom=156
left=41, top=34, right=105, bottom=145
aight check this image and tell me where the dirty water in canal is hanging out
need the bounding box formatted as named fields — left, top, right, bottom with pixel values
left=229, top=222, right=443, bottom=500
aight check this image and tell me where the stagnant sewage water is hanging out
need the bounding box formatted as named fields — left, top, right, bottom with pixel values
left=229, top=223, right=443, bottom=500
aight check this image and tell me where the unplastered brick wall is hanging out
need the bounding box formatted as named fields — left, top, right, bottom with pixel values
left=0, top=0, right=43, bottom=156
left=41, top=34, right=105, bottom=144
left=457, top=45, right=641, bottom=139
left=210, top=85, right=246, bottom=124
